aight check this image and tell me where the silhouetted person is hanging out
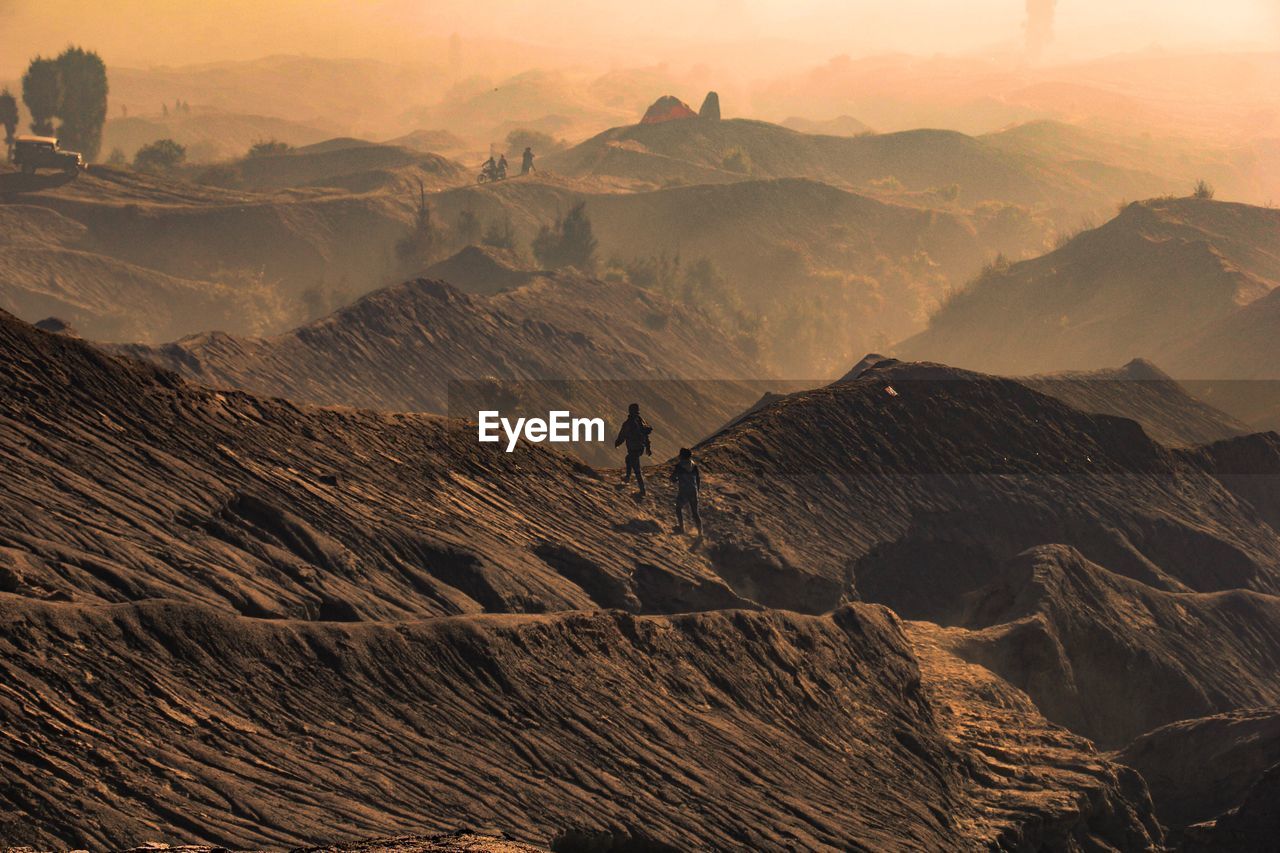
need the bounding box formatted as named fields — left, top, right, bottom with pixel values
left=497, top=154, right=508, bottom=179
left=482, top=155, right=496, bottom=180
left=670, top=447, right=702, bottom=533
left=615, top=402, right=652, bottom=495
left=521, top=146, right=535, bottom=175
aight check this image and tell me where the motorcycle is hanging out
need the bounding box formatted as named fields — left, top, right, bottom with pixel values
left=477, top=161, right=507, bottom=184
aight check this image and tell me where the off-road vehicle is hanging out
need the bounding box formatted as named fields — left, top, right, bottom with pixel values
left=13, top=135, right=85, bottom=176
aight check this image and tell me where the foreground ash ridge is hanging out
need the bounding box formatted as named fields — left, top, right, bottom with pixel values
left=2, top=308, right=1279, bottom=849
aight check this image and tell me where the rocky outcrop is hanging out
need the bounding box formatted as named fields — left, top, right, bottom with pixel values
left=638, top=95, right=697, bottom=125
left=697, top=91, right=721, bottom=120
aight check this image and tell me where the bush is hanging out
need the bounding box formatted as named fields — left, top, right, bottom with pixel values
left=248, top=139, right=291, bottom=158
left=133, top=138, right=186, bottom=173
left=1193, top=179, right=1215, bottom=200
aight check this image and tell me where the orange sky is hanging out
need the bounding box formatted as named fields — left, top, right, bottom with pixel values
left=2, top=0, right=1277, bottom=78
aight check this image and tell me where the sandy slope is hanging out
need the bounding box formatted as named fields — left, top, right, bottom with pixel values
left=0, top=598, right=1159, bottom=850
left=898, top=197, right=1280, bottom=377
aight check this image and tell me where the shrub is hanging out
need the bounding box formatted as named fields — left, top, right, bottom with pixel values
left=248, top=139, right=292, bottom=157
left=133, top=138, right=186, bottom=173
left=1193, top=179, right=1215, bottom=200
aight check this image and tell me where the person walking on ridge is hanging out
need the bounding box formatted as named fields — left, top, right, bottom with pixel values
left=521, top=146, right=536, bottom=176
left=669, top=447, right=702, bottom=534
left=615, top=403, right=652, bottom=496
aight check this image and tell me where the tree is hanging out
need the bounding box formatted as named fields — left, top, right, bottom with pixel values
left=248, top=139, right=292, bottom=157
left=1193, top=179, right=1215, bottom=200
left=133, top=138, right=186, bottom=173
left=22, top=56, right=61, bottom=136
left=532, top=202, right=597, bottom=271
left=0, top=89, right=17, bottom=159
left=395, top=180, right=436, bottom=270
left=55, top=47, right=108, bottom=159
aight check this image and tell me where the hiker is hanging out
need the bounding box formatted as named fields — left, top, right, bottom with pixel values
left=615, top=402, right=652, bottom=495
left=669, top=447, right=702, bottom=534
left=497, top=154, right=508, bottom=179
left=521, top=146, right=536, bottom=175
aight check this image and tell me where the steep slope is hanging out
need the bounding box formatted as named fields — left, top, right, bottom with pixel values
left=1021, top=359, right=1249, bottom=447
left=1, top=307, right=767, bottom=619
left=0, top=204, right=287, bottom=342
left=0, top=599, right=1159, bottom=850
left=683, top=361, right=1280, bottom=746
left=113, top=271, right=769, bottom=465
left=1118, top=707, right=1280, bottom=837
left=1159, top=285, right=1280, bottom=432
left=1182, top=763, right=1280, bottom=852
left=898, top=197, right=1280, bottom=375
left=0, top=162, right=439, bottom=341
left=695, top=359, right=1280, bottom=601
left=921, top=546, right=1280, bottom=748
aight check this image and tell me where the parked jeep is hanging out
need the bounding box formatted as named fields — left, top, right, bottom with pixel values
left=13, top=135, right=85, bottom=176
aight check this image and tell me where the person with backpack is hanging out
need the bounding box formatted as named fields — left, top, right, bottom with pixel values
left=614, top=402, right=652, bottom=496
left=669, top=447, right=702, bottom=534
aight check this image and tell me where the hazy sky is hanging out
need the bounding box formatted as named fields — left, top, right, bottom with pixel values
left=2, top=0, right=1278, bottom=78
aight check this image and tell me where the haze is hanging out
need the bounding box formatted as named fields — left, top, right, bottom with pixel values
left=3, top=0, right=1278, bottom=79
